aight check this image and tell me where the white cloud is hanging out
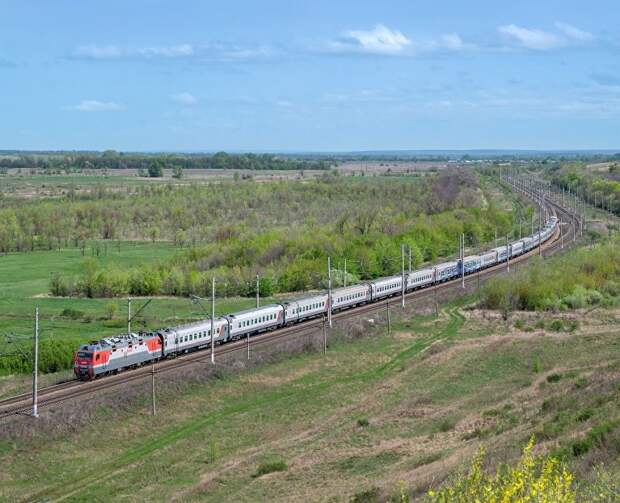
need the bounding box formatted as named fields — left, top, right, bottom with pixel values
left=438, top=33, right=465, bottom=51
left=72, top=42, right=274, bottom=63
left=73, top=44, right=194, bottom=60
left=137, top=44, right=194, bottom=58
left=71, top=100, right=122, bottom=112
left=326, top=25, right=473, bottom=56
left=276, top=100, right=294, bottom=108
left=498, top=24, right=563, bottom=50
left=555, top=22, right=594, bottom=42
left=73, top=45, right=123, bottom=59
left=171, top=92, right=198, bottom=106
left=332, top=24, right=411, bottom=54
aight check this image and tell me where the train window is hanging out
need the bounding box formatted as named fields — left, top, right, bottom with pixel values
left=96, top=354, right=100, bottom=361
left=175, top=338, right=178, bottom=344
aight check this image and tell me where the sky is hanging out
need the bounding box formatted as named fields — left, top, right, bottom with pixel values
left=1, top=0, right=619, bottom=152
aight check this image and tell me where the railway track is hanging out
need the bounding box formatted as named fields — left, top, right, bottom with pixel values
left=0, top=185, right=578, bottom=420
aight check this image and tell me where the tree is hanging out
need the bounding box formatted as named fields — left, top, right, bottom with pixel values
left=148, top=160, right=164, bottom=178
left=172, top=165, right=183, bottom=179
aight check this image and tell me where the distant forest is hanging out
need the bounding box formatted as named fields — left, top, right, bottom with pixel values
left=0, top=151, right=332, bottom=172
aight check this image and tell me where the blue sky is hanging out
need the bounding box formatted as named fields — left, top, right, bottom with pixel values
left=1, top=0, right=619, bottom=151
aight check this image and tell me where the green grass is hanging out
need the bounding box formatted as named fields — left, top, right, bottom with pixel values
left=1, top=301, right=617, bottom=502
left=0, top=242, right=276, bottom=374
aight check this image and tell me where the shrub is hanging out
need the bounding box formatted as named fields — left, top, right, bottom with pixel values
left=574, top=377, right=588, bottom=389
left=253, top=457, right=287, bottom=478
left=549, top=319, right=564, bottom=332
left=576, top=408, right=593, bottom=422
left=427, top=438, right=575, bottom=502
left=105, top=301, right=118, bottom=320
left=547, top=373, right=563, bottom=383
left=571, top=420, right=620, bottom=457
left=60, top=307, right=85, bottom=320
left=437, top=416, right=457, bottom=432
left=351, top=487, right=381, bottom=503
left=357, top=417, right=370, bottom=427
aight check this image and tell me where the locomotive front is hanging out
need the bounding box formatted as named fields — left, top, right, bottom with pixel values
left=74, top=346, right=95, bottom=379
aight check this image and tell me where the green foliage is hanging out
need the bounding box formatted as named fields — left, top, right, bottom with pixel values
left=351, top=487, right=381, bottom=503
left=1, top=339, right=76, bottom=374
left=550, top=163, right=620, bottom=215
left=570, top=420, right=620, bottom=457
left=437, top=416, right=458, bottom=432
left=357, top=417, right=370, bottom=427
left=41, top=173, right=521, bottom=298
left=148, top=160, right=163, bottom=178
left=481, top=240, right=620, bottom=312
left=253, top=457, right=287, bottom=477
left=0, top=151, right=329, bottom=173
left=172, top=165, right=183, bottom=179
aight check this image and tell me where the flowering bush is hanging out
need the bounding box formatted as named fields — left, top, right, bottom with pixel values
left=427, top=438, right=575, bottom=502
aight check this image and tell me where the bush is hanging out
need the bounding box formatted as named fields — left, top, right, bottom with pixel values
left=60, top=307, right=85, bottom=320
left=427, top=438, right=575, bottom=502
left=253, top=457, right=287, bottom=478
left=351, top=487, right=381, bottom=503
left=514, top=319, right=525, bottom=330
left=357, top=417, right=370, bottom=427
left=549, top=319, right=564, bottom=332
left=546, top=373, right=563, bottom=383
left=437, top=416, right=457, bottom=432
left=571, top=420, right=620, bottom=457
left=576, top=408, right=593, bottom=422
left=574, top=377, right=588, bottom=389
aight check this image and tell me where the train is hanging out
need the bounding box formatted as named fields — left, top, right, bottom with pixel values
left=73, top=216, right=559, bottom=379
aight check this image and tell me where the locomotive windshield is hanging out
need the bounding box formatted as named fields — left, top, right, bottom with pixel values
left=77, top=351, right=93, bottom=359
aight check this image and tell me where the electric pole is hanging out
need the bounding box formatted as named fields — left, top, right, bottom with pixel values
left=461, top=233, right=465, bottom=289
left=33, top=307, right=39, bottom=418
left=211, top=278, right=215, bottom=364
left=327, top=257, right=332, bottom=328
left=401, top=244, right=405, bottom=308
left=256, top=274, right=260, bottom=309
left=506, top=235, right=510, bottom=273
left=151, top=363, right=156, bottom=416
left=408, top=245, right=412, bottom=273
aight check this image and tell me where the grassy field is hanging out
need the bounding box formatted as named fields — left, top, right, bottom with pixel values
left=0, top=242, right=274, bottom=373
left=1, top=300, right=618, bottom=502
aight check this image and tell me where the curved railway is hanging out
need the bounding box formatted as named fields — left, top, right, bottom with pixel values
left=0, top=181, right=580, bottom=419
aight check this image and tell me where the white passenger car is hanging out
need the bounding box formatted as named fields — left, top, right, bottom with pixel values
left=331, top=284, right=371, bottom=311
left=406, top=267, right=434, bottom=290
left=281, top=293, right=328, bottom=324
left=510, top=241, right=524, bottom=257
left=226, top=304, right=284, bottom=339
left=160, top=318, right=229, bottom=355
left=370, top=275, right=403, bottom=300
left=434, top=261, right=459, bottom=282
left=480, top=251, right=498, bottom=267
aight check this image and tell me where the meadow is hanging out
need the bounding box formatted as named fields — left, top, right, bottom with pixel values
left=1, top=299, right=618, bottom=502
left=0, top=242, right=275, bottom=374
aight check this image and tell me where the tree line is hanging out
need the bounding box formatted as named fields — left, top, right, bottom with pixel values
left=0, top=151, right=331, bottom=173
left=549, top=162, right=620, bottom=216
